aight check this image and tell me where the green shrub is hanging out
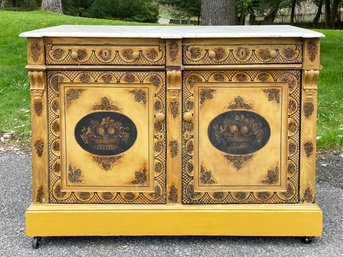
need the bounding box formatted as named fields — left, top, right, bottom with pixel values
left=89, top=0, right=159, bottom=23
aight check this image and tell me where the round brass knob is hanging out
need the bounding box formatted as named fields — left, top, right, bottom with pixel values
left=183, top=112, right=193, bottom=122
left=155, top=112, right=165, bottom=122
left=132, top=51, right=140, bottom=59
left=71, top=51, right=78, bottom=60
left=270, top=50, right=277, bottom=58
left=208, top=50, right=216, bottom=58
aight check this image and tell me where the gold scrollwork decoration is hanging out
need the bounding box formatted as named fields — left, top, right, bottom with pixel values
left=92, top=97, right=120, bottom=111
left=35, top=186, right=44, bottom=203
left=307, top=40, right=318, bottom=62
left=168, top=184, right=178, bottom=203
left=224, top=155, right=253, bottom=170
left=168, top=41, right=179, bottom=61
left=263, top=88, right=280, bottom=104
left=303, top=102, right=314, bottom=118
left=66, top=88, right=86, bottom=107
left=169, top=140, right=178, bottom=158
left=304, top=141, right=314, bottom=157
left=34, top=140, right=44, bottom=158
left=227, top=96, right=252, bottom=110
left=200, top=166, right=216, bottom=184
left=261, top=166, right=279, bottom=184
left=92, top=155, right=122, bottom=171
left=30, top=41, right=41, bottom=63
left=303, top=187, right=314, bottom=203
left=129, top=89, right=147, bottom=105
left=68, top=165, right=83, bottom=183
left=131, top=165, right=148, bottom=185
left=199, top=88, right=215, bottom=107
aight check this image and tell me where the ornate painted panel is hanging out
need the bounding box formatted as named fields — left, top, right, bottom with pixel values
left=47, top=71, right=166, bottom=204
left=45, top=38, right=166, bottom=65
left=183, top=39, right=303, bottom=65
left=182, top=70, right=301, bottom=204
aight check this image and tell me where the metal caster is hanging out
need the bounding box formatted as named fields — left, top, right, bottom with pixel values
left=302, top=236, right=314, bottom=244
left=32, top=237, right=41, bottom=249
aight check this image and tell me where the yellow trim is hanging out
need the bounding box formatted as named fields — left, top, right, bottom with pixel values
left=26, top=203, right=322, bottom=237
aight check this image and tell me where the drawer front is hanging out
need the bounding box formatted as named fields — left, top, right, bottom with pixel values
left=183, top=40, right=303, bottom=65
left=182, top=70, right=301, bottom=204
left=47, top=70, right=166, bottom=204
left=45, top=38, right=166, bottom=65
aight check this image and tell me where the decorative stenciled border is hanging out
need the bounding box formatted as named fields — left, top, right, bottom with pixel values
left=183, top=43, right=303, bottom=65
left=44, top=40, right=166, bottom=66
left=182, top=70, right=301, bottom=204
left=47, top=71, right=166, bottom=204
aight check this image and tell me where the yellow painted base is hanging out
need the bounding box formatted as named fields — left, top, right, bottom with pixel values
left=25, top=204, right=322, bottom=237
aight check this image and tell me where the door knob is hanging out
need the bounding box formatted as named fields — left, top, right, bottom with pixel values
left=183, top=112, right=193, bottom=122
left=155, top=112, right=165, bottom=122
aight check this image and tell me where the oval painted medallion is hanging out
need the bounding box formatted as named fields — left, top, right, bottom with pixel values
left=75, top=112, right=137, bottom=156
left=208, top=111, right=270, bottom=155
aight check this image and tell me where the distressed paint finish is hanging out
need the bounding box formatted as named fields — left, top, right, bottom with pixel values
left=23, top=30, right=322, bottom=238
left=28, top=67, right=48, bottom=204
left=300, top=69, right=319, bottom=204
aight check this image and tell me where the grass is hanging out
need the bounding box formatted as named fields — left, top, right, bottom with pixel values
left=0, top=10, right=342, bottom=149
left=316, top=29, right=343, bottom=149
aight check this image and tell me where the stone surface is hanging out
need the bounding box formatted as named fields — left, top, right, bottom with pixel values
left=0, top=152, right=342, bottom=256
left=19, top=25, right=324, bottom=39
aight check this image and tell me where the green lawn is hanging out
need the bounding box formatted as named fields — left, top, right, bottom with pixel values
left=0, top=10, right=342, bottom=149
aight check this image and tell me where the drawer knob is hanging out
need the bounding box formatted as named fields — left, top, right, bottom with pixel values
left=183, top=112, right=193, bottom=122
left=270, top=50, right=277, bottom=58
left=71, top=51, right=78, bottom=60
left=132, top=51, right=140, bottom=59
left=155, top=112, right=165, bottom=122
left=208, top=50, right=216, bottom=58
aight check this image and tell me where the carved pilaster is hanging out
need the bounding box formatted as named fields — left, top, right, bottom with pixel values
left=300, top=69, right=318, bottom=203
left=166, top=40, right=182, bottom=203
left=28, top=69, right=48, bottom=204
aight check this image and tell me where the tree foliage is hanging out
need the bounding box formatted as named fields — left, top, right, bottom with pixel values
left=159, top=0, right=201, bottom=17
left=89, top=0, right=159, bottom=23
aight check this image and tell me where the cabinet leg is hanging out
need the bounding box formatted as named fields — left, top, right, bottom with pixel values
left=32, top=237, right=41, bottom=249
left=301, top=236, right=314, bottom=244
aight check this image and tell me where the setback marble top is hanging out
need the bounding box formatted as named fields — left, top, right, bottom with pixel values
left=19, top=25, right=324, bottom=39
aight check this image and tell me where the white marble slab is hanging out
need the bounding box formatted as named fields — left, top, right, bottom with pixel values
left=19, top=25, right=324, bottom=38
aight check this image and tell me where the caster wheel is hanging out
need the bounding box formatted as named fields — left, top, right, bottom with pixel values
left=32, top=237, right=41, bottom=249
left=302, top=237, right=314, bottom=244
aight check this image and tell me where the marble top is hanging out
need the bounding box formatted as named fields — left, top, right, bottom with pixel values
left=19, top=25, right=324, bottom=39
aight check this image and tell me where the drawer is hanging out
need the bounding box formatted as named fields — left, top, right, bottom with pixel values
left=44, top=38, right=166, bottom=65
left=183, top=39, right=303, bottom=65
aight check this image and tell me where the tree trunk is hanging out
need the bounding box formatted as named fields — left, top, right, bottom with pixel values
left=0, top=0, right=6, bottom=9
left=290, top=0, right=297, bottom=24
left=329, top=0, right=340, bottom=28
left=324, top=0, right=331, bottom=28
left=264, top=0, right=281, bottom=24
left=249, top=13, right=256, bottom=25
left=41, top=0, right=63, bottom=13
left=201, top=0, right=236, bottom=25
left=313, top=0, right=323, bottom=25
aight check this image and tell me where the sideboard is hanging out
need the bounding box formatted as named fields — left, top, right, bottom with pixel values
left=20, top=25, right=324, bottom=248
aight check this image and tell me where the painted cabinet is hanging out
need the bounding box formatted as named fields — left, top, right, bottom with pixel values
left=21, top=26, right=323, bottom=244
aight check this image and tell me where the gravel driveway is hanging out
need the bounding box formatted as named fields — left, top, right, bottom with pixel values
left=0, top=152, right=342, bottom=257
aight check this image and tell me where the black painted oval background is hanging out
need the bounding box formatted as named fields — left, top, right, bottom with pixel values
left=208, top=111, right=270, bottom=155
left=75, top=112, right=137, bottom=156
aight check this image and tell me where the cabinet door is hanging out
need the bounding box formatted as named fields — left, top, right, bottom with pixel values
left=182, top=70, right=301, bottom=204
left=47, top=71, right=166, bottom=204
